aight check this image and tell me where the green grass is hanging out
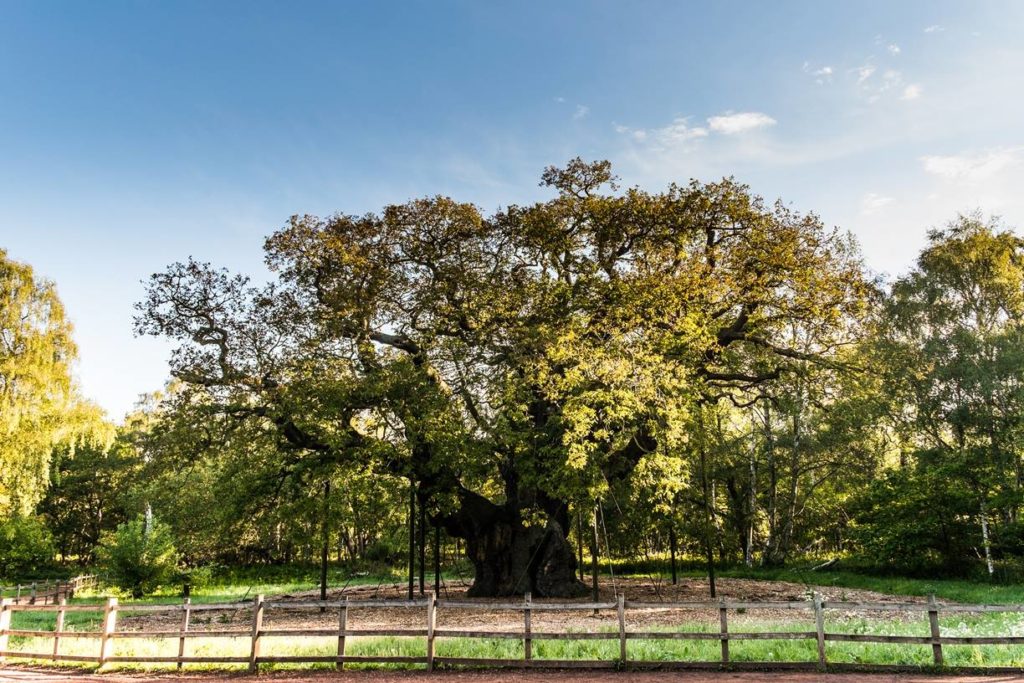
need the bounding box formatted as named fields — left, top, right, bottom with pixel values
left=702, top=566, right=1024, bottom=604
left=8, top=610, right=1024, bottom=671
left=8, top=562, right=1024, bottom=672
left=602, top=555, right=1024, bottom=604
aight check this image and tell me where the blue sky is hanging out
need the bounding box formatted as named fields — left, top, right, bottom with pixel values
left=2, top=1, right=1023, bottom=419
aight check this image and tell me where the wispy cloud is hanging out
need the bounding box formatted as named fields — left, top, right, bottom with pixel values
left=616, top=117, right=708, bottom=148
left=921, top=147, right=1024, bottom=182
left=707, top=111, right=776, bottom=134
left=803, top=62, right=834, bottom=84
left=901, top=84, right=922, bottom=100
left=924, top=25, right=944, bottom=33
left=857, top=65, right=903, bottom=103
left=880, top=69, right=902, bottom=91
left=614, top=110, right=776, bottom=158
left=855, top=65, right=876, bottom=84
left=888, top=43, right=901, bottom=55
left=861, top=192, right=894, bottom=214
left=573, top=104, right=589, bottom=120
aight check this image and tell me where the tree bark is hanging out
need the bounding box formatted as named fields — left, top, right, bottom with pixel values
left=418, top=502, right=426, bottom=595
left=591, top=505, right=600, bottom=603
left=319, top=480, right=330, bottom=607
left=698, top=407, right=717, bottom=597
left=433, top=524, right=441, bottom=594
left=407, top=482, right=415, bottom=600
left=669, top=525, right=678, bottom=585
left=440, top=488, right=586, bottom=597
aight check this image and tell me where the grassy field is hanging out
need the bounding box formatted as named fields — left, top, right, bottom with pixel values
left=702, top=566, right=1024, bottom=605
left=7, top=611, right=1024, bottom=671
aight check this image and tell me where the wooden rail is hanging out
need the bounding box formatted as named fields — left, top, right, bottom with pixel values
left=0, top=575, right=96, bottom=606
left=1, top=591, right=1023, bottom=670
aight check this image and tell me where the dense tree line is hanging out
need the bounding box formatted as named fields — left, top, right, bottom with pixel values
left=4, top=161, right=1024, bottom=592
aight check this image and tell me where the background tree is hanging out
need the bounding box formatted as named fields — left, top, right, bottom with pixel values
left=855, top=215, right=1024, bottom=576
left=0, top=248, right=96, bottom=515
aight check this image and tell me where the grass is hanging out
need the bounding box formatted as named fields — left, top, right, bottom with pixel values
left=7, top=623, right=1024, bottom=670
left=698, top=566, right=1024, bottom=604
left=7, top=561, right=1024, bottom=672
left=606, top=557, right=1024, bottom=604
left=7, top=604, right=1024, bottom=671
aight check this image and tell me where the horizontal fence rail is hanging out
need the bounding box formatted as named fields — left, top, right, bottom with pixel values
left=0, top=576, right=96, bottom=606
left=1, top=591, right=1023, bottom=671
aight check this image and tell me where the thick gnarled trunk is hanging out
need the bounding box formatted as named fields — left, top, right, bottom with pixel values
left=464, top=517, right=585, bottom=597
left=442, top=488, right=587, bottom=597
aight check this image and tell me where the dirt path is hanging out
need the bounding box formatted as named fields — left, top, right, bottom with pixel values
left=2, top=666, right=1022, bottom=682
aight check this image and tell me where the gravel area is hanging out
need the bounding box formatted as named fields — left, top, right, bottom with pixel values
left=118, top=577, right=931, bottom=634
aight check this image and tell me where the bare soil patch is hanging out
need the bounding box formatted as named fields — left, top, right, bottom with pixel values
left=117, top=577, right=930, bottom=634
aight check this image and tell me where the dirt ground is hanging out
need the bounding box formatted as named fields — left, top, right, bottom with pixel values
left=118, top=576, right=931, bottom=634
left=2, top=666, right=1022, bottom=683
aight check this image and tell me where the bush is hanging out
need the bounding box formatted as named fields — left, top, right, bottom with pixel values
left=363, top=538, right=403, bottom=565
left=849, top=466, right=978, bottom=576
left=96, top=514, right=178, bottom=598
left=0, top=515, right=55, bottom=579
left=178, top=563, right=222, bottom=591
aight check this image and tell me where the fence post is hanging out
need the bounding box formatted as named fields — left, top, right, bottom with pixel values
left=177, top=597, right=191, bottom=670
left=616, top=593, right=627, bottom=663
left=99, top=597, right=118, bottom=666
left=337, top=596, right=348, bottom=670
left=523, top=592, right=532, bottom=661
left=249, top=594, right=264, bottom=673
left=928, top=594, right=943, bottom=666
left=0, top=598, right=12, bottom=663
left=813, top=591, right=826, bottom=668
left=29, top=582, right=37, bottom=605
left=719, top=597, right=729, bottom=664
left=426, top=591, right=437, bottom=671
left=54, top=598, right=67, bottom=660
left=15, top=585, right=21, bottom=603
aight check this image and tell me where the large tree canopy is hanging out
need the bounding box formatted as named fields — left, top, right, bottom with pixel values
left=136, top=160, right=871, bottom=595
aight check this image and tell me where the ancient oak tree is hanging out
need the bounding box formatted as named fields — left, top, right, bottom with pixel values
left=136, top=160, right=868, bottom=595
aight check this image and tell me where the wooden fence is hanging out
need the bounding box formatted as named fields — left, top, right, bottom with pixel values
left=1, top=592, right=1023, bottom=671
left=0, top=575, right=96, bottom=606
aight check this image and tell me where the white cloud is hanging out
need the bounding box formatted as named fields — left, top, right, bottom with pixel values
left=881, top=69, right=902, bottom=90
left=924, top=24, right=944, bottom=33
left=707, top=111, right=776, bottom=134
left=921, top=147, right=1024, bottom=182
left=573, top=104, right=589, bottom=120
left=888, top=43, right=901, bottom=55
left=805, top=64, right=833, bottom=85
left=654, top=118, right=708, bottom=143
left=861, top=192, right=894, bottom=214
left=615, top=117, right=707, bottom=148
left=856, top=65, right=876, bottom=84
left=901, top=84, right=923, bottom=100
left=554, top=96, right=566, bottom=103
left=860, top=67, right=903, bottom=103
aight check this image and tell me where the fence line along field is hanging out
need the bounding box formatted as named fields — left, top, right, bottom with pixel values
left=0, top=577, right=97, bottom=606
left=3, top=577, right=1024, bottom=673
